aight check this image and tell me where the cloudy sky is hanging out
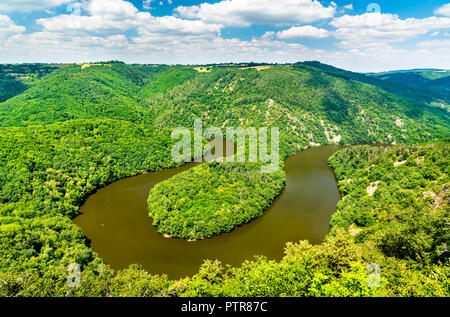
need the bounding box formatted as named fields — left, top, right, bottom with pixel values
left=1, top=0, right=450, bottom=72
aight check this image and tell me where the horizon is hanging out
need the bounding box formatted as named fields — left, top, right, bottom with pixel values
left=1, top=0, right=450, bottom=72
left=1, top=60, right=449, bottom=74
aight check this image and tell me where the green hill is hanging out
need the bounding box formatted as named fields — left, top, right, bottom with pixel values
left=0, top=63, right=198, bottom=127
left=147, top=63, right=449, bottom=153
left=0, top=63, right=63, bottom=103
left=0, top=62, right=449, bottom=297
left=369, top=69, right=450, bottom=100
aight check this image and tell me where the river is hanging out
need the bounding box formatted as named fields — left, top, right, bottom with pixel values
left=74, top=141, right=342, bottom=279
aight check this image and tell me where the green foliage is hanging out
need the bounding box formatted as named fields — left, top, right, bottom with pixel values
left=0, top=74, right=28, bottom=102
left=304, top=61, right=450, bottom=106
left=0, top=62, right=449, bottom=297
left=370, top=69, right=450, bottom=99
left=148, top=162, right=286, bottom=240
left=147, top=64, right=449, bottom=152
left=0, top=119, right=180, bottom=272
left=0, top=64, right=195, bottom=127
left=0, top=63, right=62, bottom=102
left=139, top=67, right=198, bottom=97
left=329, top=144, right=450, bottom=265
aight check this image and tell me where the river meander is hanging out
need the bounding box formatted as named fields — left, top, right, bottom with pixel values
left=74, top=142, right=342, bottom=279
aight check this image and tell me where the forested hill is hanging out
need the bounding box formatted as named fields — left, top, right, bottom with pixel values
left=146, top=64, right=449, bottom=155
left=369, top=69, right=450, bottom=97
left=0, top=62, right=197, bottom=127
left=1, top=62, right=448, bottom=148
left=302, top=62, right=450, bottom=107
left=0, top=63, right=61, bottom=103
left=0, top=62, right=449, bottom=297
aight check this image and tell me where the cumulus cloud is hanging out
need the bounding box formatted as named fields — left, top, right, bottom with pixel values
left=435, top=3, right=450, bottom=17
left=175, top=0, right=336, bottom=27
left=418, top=39, right=450, bottom=47
left=128, top=36, right=327, bottom=65
left=37, top=0, right=222, bottom=36
left=1, top=0, right=449, bottom=72
left=343, top=4, right=353, bottom=10
left=37, top=0, right=146, bottom=32
left=5, top=32, right=132, bottom=56
left=0, top=0, right=75, bottom=12
left=331, top=13, right=450, bottom=48
left=86, top=0, right=138, bottom=17
left=8, top=0, right=223, bottom=61
left=276, top=25, right=329, bottom=39
left=0, top=15, right=25, bottom=41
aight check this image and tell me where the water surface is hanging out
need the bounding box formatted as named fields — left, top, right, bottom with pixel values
left=74, top=144, right=342, bottom=279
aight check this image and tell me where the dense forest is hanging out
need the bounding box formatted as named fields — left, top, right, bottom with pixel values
left=1, top=143, right=448, bottom=296
left=148, top=162, right=286, bottom=240
left=0, top=62, right=448, bottom=296
left=369, top=69, right=450, bottom=99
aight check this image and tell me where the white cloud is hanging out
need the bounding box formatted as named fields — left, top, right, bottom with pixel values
left=175, top=0, right=336, bottom=27
left=418, top=39, right=450, bottom=47
left=5, top=31, right=130, bottom=51
left=38, top=14, right=137, bottom=32
left=86, top=0, right=138, bottom=17
left=435, top=3, right=450, bottom=17
left=1, top=0, right=449, bottom=72
left=0, top=15, right=25, bottom=41
left=128, top=36, right=327, bottom=65
left=3, top=28, right=450, bottom=73
left=37, top=0, right=221, bottom=36
left=331, top=13, right=450, bottom=49
left=277, top=25, right=329, bottom=39
left=2, top=29, right=328, bottom=66
left=337, top=3, right=353, bottom=14
left=0, top=0, right=75, bottom=12
left=140, top=16, right=221, bottom=35
left=37, top=0, right=146, bottom=32
left=7, top=0, right=222, bottom=61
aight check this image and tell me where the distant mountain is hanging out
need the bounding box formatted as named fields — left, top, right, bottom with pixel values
left=301, top=61, right=450, bottom=107
left=0, top=63, right=197, bottom=126
left=0, top=64, right=61, bottom=102
left=368, top=69, right=450, bottom=97
left=0, top=62, right=448, bottom=152
left=366, top=68, right=445, bottom=75
left=146, top=62, right=449, bottom=153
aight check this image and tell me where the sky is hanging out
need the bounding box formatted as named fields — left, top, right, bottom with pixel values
left=0, top=0, right=450, bottom=72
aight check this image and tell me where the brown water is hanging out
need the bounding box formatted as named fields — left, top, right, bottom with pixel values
left=74, top=142, right=342, bottom=279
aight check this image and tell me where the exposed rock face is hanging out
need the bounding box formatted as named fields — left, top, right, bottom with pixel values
left=394, top=160, right=406, bottom=167
left=367, top=181, right=381, bottom=196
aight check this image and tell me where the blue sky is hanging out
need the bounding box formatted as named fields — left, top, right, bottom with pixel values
left=1, top=0, right=450, bottom=72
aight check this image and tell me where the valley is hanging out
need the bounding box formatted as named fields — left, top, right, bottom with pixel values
left=0, top=62, right=448, bottom=297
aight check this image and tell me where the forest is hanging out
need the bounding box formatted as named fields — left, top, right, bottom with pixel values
left=0, top=62, right=448, bottom=296
left=148, top=161, right=286, bottom=240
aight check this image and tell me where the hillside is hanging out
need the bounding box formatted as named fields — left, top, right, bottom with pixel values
left=146, top=64, right=449, bottom=154
left=0, top=63, right=198, bottom=127
left=0, top=64, right=62, bottom=103
left=0, top=62, right=449, bottom=297
left=1, top=62, right=449, bottom=146
left=1, top=142, right=448, bottom=296
left=369, top=69, right=450, bottom=99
